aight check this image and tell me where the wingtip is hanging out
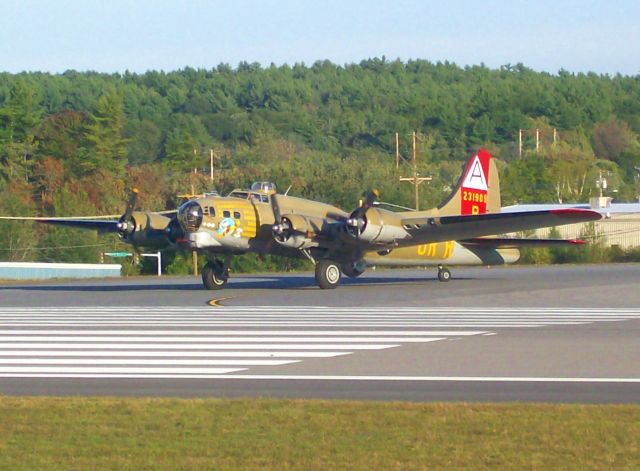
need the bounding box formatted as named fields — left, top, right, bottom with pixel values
left=550, top=208, right=602, bottom=220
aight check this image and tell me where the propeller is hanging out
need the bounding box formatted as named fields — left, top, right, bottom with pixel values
left=270, top=193, right=290, bottom=241
left=346, top=188, right=380, bottom=238
left=270, top=193, right=316, bottom=244
left=116, top=188, right=139, bottom=237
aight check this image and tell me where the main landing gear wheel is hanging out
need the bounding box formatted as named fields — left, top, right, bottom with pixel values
left=202, top=260, right=229, bottom=290
left=315, top=260, right=342, bottom=289
left=437, top=266, right=451, bottom=282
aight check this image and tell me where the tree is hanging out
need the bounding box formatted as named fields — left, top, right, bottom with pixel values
left=0, top=82, right=41, bottom=182
left=83, top=87, right=128, bottom=176
left=592, top=119, right=635, bottom=161
left=163, top=114, right=211, bottom=173
left=0, top=179, right=37, bottom=261
left=37, top=182, right=101, bottom=263
left=125, top=119, right=162, bottom=165
left=35, top=109, right=89, bottom=177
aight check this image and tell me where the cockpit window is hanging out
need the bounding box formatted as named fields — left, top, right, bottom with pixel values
left=223, top=210, right=230, bottom=218
left=233, top=211, right=241, bottom=219
left=261, top=195, right=269, bottom=203
left=209, top=207, right=215, bottom=217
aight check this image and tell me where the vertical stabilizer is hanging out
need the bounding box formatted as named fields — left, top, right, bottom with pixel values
left=437, top=148, right=501, bottom=216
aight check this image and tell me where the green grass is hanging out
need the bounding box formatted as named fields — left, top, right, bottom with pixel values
left=0, top=397, right=638, bottom=470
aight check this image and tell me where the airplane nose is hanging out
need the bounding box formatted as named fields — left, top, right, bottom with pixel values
left=177, top=200, right=203, bottom=233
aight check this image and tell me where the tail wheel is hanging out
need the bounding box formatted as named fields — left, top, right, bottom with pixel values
left=437, top=266, right=451, bottom=282
left=315, top=260, right=342, bottom=289
left=202, top=260, right=228, bottom=290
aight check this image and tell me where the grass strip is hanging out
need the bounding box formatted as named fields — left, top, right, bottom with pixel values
left=0, top=397, right=638, bottom=470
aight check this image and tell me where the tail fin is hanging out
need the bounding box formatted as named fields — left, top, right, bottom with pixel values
left=437, top=148, right=501, bottom=216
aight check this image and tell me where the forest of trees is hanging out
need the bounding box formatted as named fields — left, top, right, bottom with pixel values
left=1, top=59, right=639, bottom=269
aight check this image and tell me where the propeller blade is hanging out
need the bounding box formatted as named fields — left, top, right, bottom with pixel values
left=270, top=193, right=282, bottom=224
left=362, top=188, right=380, bottom=209
left=123, top=188, right=139, bottom=222
left=270, top=193, right=291, bottom=241
left=117, top=188, right=139, bottom=236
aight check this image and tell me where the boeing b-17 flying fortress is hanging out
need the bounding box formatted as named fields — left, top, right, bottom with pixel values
left=4, top=149, right=600, bottom=290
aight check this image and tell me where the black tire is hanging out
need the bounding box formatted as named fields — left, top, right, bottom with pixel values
left=437, top=267, right=451, bottom=282
left=202, top=261, right=228, bottom=290
left=341, top=262, right=365, bottom=278
left=315, top=260, right=342, bottom=289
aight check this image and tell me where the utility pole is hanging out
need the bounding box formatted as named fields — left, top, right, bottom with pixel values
left=399, top=131, right=432, bottom=211
left=518, top=129, right=523, bottom=158
left=596, top=171, right=607, bottom=198
left=535, top=128, right=540, bottom=154
left=553, top=128, right=558, bottom=146
left=210, top=149, right=214, bottom=181
left=191, top=148, right=198, bottom=196
left=395, top=132, right=400, bottom=169
left=193, top=147, right=198, bottom=175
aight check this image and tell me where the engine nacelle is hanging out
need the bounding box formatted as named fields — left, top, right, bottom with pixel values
left=346, top=207, right=407, bottom=244
left=273, top=213, right=322, bottom=249
left=165, top=218, right=185, bottom=245
left=121, top=211, right=173, bottom=248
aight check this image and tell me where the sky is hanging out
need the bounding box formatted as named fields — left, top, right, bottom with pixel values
left=0, top=0, right=638, bottom=75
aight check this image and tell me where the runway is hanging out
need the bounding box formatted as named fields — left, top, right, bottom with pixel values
left=0, top=264, right=639, bottom=402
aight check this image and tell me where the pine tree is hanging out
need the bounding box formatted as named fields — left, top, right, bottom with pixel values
left=83, top=87, right=128, bottom=176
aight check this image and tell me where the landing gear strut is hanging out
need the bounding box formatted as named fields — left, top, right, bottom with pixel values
left=315, top=260, right=342, bottom=289
left=202, top=258, right=230, bottom=290
left=437, top=265, right=451, bottom=282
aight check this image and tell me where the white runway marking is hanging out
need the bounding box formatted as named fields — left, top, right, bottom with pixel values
left=0, top=330, right=487, bottom=336
left=0, top=343, right=403, bottom=350
left=0, top=351, right=350, bottom=358
left=0, top=366, right=247, bottom=375
left=0, top=336, right=449, bottom=343
left=1, top=306, right=639, bottom=379
left=0, top=359, right=299, bottom=366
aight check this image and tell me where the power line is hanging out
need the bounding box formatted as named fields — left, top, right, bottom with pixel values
left=0, top=244, right=107, bottom=252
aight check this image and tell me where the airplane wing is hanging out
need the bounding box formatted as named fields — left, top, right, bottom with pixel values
left=1, top=208, right=178, bottom=248
left=398, top=209, right=601, bottom=246
left=460, top=237, right=587, bottom=248
left=0, top=216, right=119, bottom=232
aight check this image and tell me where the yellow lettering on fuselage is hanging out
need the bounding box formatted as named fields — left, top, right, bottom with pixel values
left=416, top=241, right=454, bottom=259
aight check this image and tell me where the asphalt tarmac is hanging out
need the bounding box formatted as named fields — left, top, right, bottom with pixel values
left=0, top=264, right=639, bottom=403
